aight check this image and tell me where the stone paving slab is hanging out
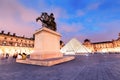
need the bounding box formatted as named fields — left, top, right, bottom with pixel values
left=1, top=54, right=120, bottom=80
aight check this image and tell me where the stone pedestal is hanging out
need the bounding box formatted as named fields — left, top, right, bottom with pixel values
left=16, top=56, right=75, bottom=66
left=16, top=27, right=75, bottom=66
left=30, top=27, right=63, bottom=60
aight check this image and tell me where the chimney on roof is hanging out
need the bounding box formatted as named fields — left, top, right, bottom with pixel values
left=7, top=32, right=10, bottom=35
left=1, top=30, right=4, bottom=34
left=13, top=33, right=16, bottom=36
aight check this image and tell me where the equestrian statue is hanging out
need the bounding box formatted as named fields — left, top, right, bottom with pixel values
left=36, top=12, right=57, bottom=31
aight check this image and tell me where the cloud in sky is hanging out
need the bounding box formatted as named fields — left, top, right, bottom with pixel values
left=87, top=2, right=101, bottom=10
left=0, top=0, right=120, bottom=43
left=85, top=20, right=120, bottom=42
left=59, top=23, right=83, bottom=33
left=77, top=10, right=85, bottom=17
left=0, top=0, right=39, bottom=37
left=59, top=22, right=85, bottom=43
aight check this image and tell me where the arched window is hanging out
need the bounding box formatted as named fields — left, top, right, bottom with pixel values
left=2, top=41, right=7, bottom=46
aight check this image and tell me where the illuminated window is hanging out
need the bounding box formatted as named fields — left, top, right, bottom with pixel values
left=2, top=41, right=7, bottom=46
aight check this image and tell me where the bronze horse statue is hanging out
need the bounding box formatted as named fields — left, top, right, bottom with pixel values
left=36, top=12, right=57, bottom=31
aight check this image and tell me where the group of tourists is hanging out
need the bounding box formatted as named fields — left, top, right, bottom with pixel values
left=16, top=53, right=27, bottom=60
left=0, top=53, right=9, bottom=60
left=0, top=52, right=28, bottom=60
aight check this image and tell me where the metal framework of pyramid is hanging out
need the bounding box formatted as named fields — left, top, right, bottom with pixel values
left=60, top=38, right=91, bottom=55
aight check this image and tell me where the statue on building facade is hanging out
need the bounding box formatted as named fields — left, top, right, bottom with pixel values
left=36, top=12, right=57, bottom=31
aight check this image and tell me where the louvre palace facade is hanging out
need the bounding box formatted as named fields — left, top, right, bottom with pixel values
left=0, top=30, right=120, bottom=56
left=0, top=30, right=34, bottom=57
left=83, top=33, right=120, bottom=53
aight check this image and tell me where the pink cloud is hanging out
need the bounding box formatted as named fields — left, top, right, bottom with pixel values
left=61, top=33, right=89, bottom=44
left=0, top=0, right=39, bottom=37
left=43, top=7, right=69, bottom=20
left=73, top=34, right=89, bottom=43
left=59, top=23, right=84, bottom=33
left=63, top=20, right=120, bottom=43
left=59, top=23, right=85, bottom=43
left=86, top=20, right=120, bottom=42
left=0, top=0, right=71, bottom=39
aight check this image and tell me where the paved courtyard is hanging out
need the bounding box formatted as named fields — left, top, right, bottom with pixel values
left=1, top=54, right=120, bottom=80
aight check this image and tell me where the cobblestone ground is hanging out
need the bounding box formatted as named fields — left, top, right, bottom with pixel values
left=1, top=54, right=120, bottom=80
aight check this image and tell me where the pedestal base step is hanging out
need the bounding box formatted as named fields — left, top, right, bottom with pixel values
left=16, top=56, right=75, bottom=66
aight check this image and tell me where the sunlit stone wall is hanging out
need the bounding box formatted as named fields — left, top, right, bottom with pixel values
left=83, top=33, right=120, bottom=53
left=0, top=46, right=33, bottom=56
left=0, top=31, right=34, bottom=56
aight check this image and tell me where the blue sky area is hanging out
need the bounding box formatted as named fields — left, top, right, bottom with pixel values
left=0, top=0, right=120, bottom=43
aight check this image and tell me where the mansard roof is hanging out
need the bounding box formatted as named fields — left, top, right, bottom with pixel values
left=0, top=31, right=34, bottom=40
left=92, top=41, right=112, bottom=44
